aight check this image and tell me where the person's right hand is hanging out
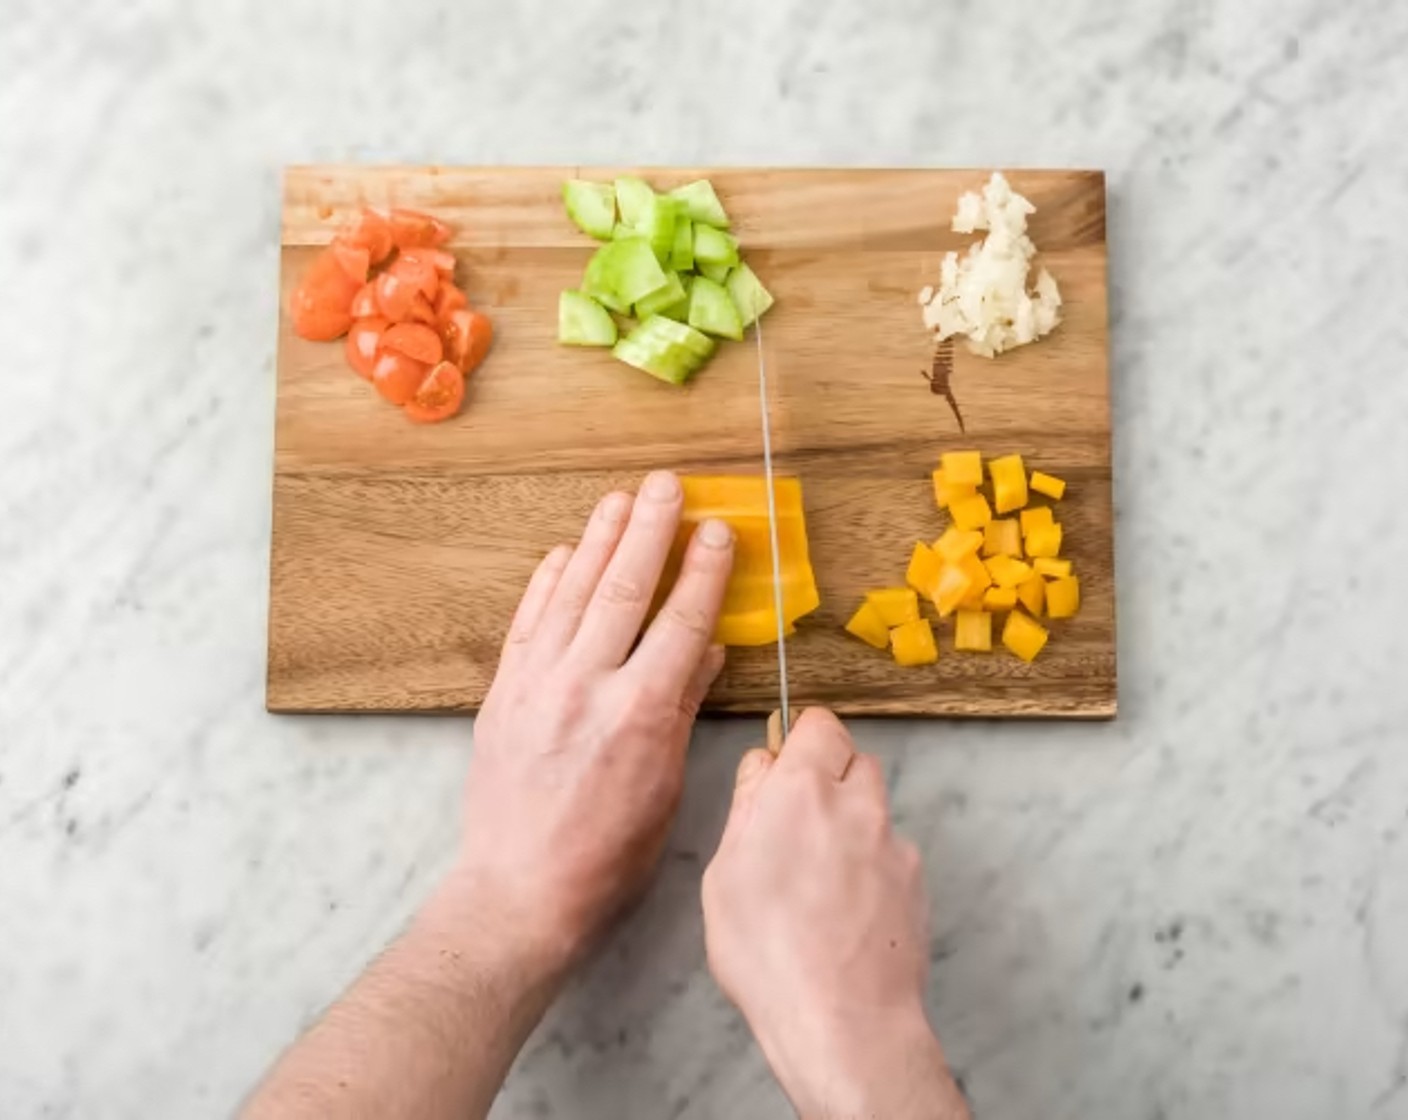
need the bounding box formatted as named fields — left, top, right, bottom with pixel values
left=702, top=709, right=970, bottom=1119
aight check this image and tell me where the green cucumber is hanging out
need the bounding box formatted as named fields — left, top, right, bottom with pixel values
left=725, top=262, right=775, bottom=327
left=687, top=275, right=744, bottom=342
left=562, top=180, right=616, bottom=241
left=640, top=194, right=680, bottom=265
left=697, top=260, right=731, bottom=284
left=668, top=180, right=730, bottom=229
left=638, top=315, right=715, bottom=364
left=692, top=224, right=739, bottom=269
left=611, top=316, right=715, bottom=386
left=612, top=336, right=694, bottom=386
left=614, top=177, right=655, bottom=229
left=669, top=218, right=695, bottom=271
left=634, top=270, right=687, bottom=319
left=611, top=222, right=634, bottom=240
left=582, top=237, right=669, bottom=311
left=558, top=290, right=618, bottom=346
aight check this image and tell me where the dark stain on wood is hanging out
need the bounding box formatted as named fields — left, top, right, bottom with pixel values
left=919, top=337, right=965, bottom=432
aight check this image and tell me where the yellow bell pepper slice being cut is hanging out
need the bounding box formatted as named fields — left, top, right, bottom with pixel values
left=655, top=476, right=820, bottom=646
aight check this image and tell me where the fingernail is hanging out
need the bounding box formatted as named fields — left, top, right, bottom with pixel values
left=698, top=518, right=733, bottom=547
left=599, top=492, right=632, bottom=523
left=642, top=471, right=679, bottom=501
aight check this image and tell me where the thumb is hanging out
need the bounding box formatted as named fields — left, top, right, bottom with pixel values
left=723, top=747, right=774, bottom=833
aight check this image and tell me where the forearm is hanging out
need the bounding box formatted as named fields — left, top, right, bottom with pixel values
left=760, top=1005, right=970, bottom=1120
left=240, top=873, right=570, bottom=1120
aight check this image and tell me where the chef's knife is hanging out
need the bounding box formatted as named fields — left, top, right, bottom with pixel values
left=753, top=306, right=792, bottom=755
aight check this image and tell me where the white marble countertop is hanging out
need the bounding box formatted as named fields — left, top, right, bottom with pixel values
left=4, top=1, right=1408, bottom=1116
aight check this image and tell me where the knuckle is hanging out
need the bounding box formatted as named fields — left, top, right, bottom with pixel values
left=599, top=575, right=647, bottom=607
left=659, top=601, right=713, bottom=638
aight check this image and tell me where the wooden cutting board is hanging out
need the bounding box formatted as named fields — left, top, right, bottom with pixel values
left=269, top=167, right=1114, bottom=718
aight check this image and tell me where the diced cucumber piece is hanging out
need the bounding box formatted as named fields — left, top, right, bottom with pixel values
left=697, top=260, right=731, bottom=284
left=634, top=270, right=687, bottom=319
left=640, top=194, right=680, bottom=265
left=725, top=262, right=775, bottom=328
left=611, top=316, right=715, bottom=386
left=668, top=179, right=730, bottom=229
left=582, top=237, right=669, bottom=311
left=612, top=336, right=695, bottom=386
left=693, top=224, right=740, bottom=268
left=687, top=275, right=744, bottom=342
left=614, top=177, right=655, bottom=229
left=558, top=290, right=618, bottom=347
left=611, top=222, right=634, bottom=240
left=637, top=315, right=715, bottom=364
left=562, top=180, right=616, bottom=241
left=669, top=218, right=694, bottom=271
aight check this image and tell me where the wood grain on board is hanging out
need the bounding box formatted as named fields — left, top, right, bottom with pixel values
left=269, top=167, right=1115, bottom=718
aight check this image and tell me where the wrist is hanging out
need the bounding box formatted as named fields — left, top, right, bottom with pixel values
left=762, top=1003, right=967, bottom=1120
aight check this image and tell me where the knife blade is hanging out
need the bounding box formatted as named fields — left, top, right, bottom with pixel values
left=753, top=304, right=791, bottom=748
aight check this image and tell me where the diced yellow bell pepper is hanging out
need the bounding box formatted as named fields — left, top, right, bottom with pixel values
left=866, top=587, right=919, bottom=627
left=931, top=469, right=975, bottom=511
left=1016, top=573, right=1045, bottom=616
left=1046, top=576, right=1081, bottom=619
left=844, top=600, right=891, bottom=649
left=958, top=552, right=992, bottom=606
left=954, top=610, right=993, bottom=652
left=987, top=454, right=1028, bottom=514
left=949, top=493, right=993, bottom=532
left=1033, top=558, right=1072, bottom=579
left=982, top=518, right=1022, bottom=558
left=1020, top=506, right=1054, bottom=539
left=906, top=542, right=942, bottom=598
left=933, top=563, right=972, bottom=617
left=940, top=450, right=984, bottom=488
left=983, top=586, right=1018, bottom=610
left=890, top=618, right=939, bottom=666
left=1025, top=523, right=1063, bottom=559
left=936, top=526, right=984, bottom=563
left=1030, top=471, right=1067, bottom=500
left=985, top=555, right=1034, bottom=589
left=1002, top=610, right=1049, bottom=662
left=659, top=476, right=820, bottom=646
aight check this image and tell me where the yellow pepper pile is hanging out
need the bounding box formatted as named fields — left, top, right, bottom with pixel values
left=844, top=452, right=1079, bottom=665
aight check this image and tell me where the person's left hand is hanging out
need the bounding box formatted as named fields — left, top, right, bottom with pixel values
left=450, top=471, right=734, bottom=970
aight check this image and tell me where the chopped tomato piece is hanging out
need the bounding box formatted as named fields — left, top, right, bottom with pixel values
left=428, top=217, right=453, bottom=247
left=382, top=322, right=444, bottom=366
left=344, top=208, right=394, bottom=265
left=290, top=249, right=359, bottom=340
left=401, top=248, right=456, bottom=279
left=441, top=309, right=494, bottom=375
left=389, top=208, right=441, bottom=249
left=371, top=350, right=430, bottom=406
left=349, top=282, right=379, bottom=319
left=330, top=238, right=371, bottom=284
left=408, top=292, right=439, bottom=326
left=375, top=269, right=420, bottom=322
left=434, top=283, right=469, bottom=319
left=345, top=317, right=388, bottom=380
left=405, top=361, right=466, bottom=424
left=389, top=254, right=439, bottom=300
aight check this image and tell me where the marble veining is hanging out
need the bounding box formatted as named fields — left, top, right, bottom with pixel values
left=3, top=0, right=1408, bottom=1116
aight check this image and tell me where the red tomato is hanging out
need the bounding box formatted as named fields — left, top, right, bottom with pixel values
left=371, top=350, right=430, bottom=406
left=349, top=282, right=379, bottom=319
left=401, top=248, right=456, bottom=279
left=375, top=269, right=419, bottom=322
left=382, top=322, right=444, bottom=366
left=330, top=238, right=371, bottom=284
left=428, top=217, right=453, bottom=247
left=389, top=208, right=439, bottom=249
left=434, top=283, right=469, bottom=319
left=405, top=361, right=466, bottom=424
left=389, top=254, right=439, bottom=300
left=290, top=249, right=359, bottom=340
left=441, top=310, right=494, bottom=375
left=345, top=208, right=394, bottom=265
left=345, top=317, right=389, bottom=380
left=408, top=292, right=439, bottom=326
